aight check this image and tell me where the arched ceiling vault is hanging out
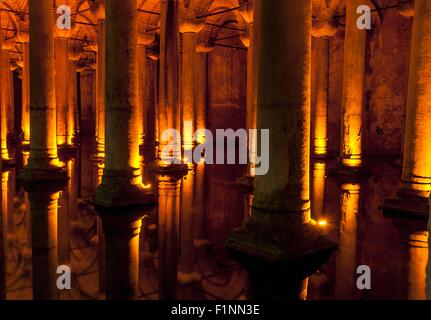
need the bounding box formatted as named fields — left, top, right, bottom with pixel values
left=0, top=0, right=405, bottom=66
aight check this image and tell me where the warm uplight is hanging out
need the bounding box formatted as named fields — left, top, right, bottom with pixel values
left=143, top=184, right=152, bottom=189
left=317, top=219, right=328, bottom=227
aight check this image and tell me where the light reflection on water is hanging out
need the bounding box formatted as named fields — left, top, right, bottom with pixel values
left=0, top=141, right=429, bottom=300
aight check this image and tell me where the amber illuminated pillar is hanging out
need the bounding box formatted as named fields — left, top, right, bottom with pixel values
left=195, top=44, right=212, bottom=144
left=337, top=0, right=366, bottom=170
left=239, top=1, right=257, bottom=177
left=400, top=0, right=431, bottom=198
left=0, top=43, right=14, bottom=163
left=157, top=0, right=183, bottom=167
left=19, top=0, right=67, bottom=183
left=137, top=33, right=155, bottom=147
left=94, top=0, right=154, bottom=208
left=180, top=19, right=204, bottom=153
left=67, top=51, right=80, bottom=145
left=54, top=36, right=70, bottom=147
left=95, top=3, right=106, bottom=160
left=227, top=0, right=335, bottom=261
left=20, top=33, right=31, bottom=145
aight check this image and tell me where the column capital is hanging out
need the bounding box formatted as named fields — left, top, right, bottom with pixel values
left=138, top=33, right=156, bottom=46
left=89, top=0, right=106, bottom=21
left=196, top=41, right=214, bottom=53
left=17, top=31, right=30, bottom=43
left=398, top=0, right=415, bottom=17
left=240, top=24, right=253, bottom=48
left=54, top=28, right=75, bottom=39
left=2, top=39, right=15, bottom=51
left=69, top=49, right=82, bottom=62
left=312, top=9, right=338, bottom=38
left=238, top=0, right=254, bottom=24
left=179, top=20, right=205, bottom=34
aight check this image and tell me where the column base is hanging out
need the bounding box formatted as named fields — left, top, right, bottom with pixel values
left=234, top=175, right=254, bottom=190
left=148, top=160, right=189, bottom=177
left=18, top=165, right=68, bottom=184
left=94, top=182, right=156, bottom=209
left=2, top=158, right=15, bottom=169
left=177, top=271, right=201, bottom=285
left=58, top=143, right=78, bottom=155
left=226, top=212, right=337, bottom=263
left=380, top=193, right=429, bottom=219
left=328, top=161, right=371, bottom=180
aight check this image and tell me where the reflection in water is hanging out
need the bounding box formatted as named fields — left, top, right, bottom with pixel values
left=157, top=174, right=181, bottom=300
left=311, top=162, right=327, bottom=222
left=335, top=182, right=360, bottom=300
left=98, top=209, right=145, bottom=300
left=27, top=186, right=62, bottom=300
left=0, top=148, right=429, bottom=300
left=407, top=230, right=428, bottom=299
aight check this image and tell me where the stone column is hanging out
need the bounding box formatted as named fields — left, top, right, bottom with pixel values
left=19, top=33, right=31, bottom=145
left=54, top=36, right=70, bottom=147
left=401, top=0, right=431, bottom=197
left=94, top=0, right=154, bottom=208
left=0, top=43, right=14, bottom=164
left=156, top=0, right=185, bottom=169
left=227, top=0, right=335, bottom=262
left=338, top=0, right=366, bottom=171
left=67, top=50, right=80, bottom=146
left=180, top=17, right=204, bottom=154
left=239, top=1, right=257, bottom=177
left=19, top=0, right=67, bottom=183
left=311, top=4, right=338, bottom=159
left=311, top=161, right=327, bottom=222
left=145, top=54, right=159, bottom=157
left=383, top=0, right=431, bottom=217
left=195, top=44, right=212, bottom=144
left=95, top=4, right=106, bottom=160
left=137, top=33, right=155, bottom=148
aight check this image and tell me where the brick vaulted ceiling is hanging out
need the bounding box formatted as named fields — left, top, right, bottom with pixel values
left=0, top=0, right=396, bottom=68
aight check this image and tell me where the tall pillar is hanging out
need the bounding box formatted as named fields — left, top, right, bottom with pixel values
left=19, top=0, right=67, bottom=183
left=227, top=0, right=335, bottom=262
left=384, top=0, right=431, bottom=218
left=94, top=3, right=106, bottom=160
left=0, top=43, right=14, bottom=164
left=144, top=54, right=159, bottom=157
left=67, top=50, right=80, bottom=146
left=311, top=4, right=338, bottom=159
left=337, top=0, right=366, bottom=172
left=155, top=0, right=186, bottom=170
left=19, top=33, right=31, bottom=145
left=54, top=36, right=70, bottom=147
left=94, top=0, right=154, bottom=208
left=239, top=1, right=257, bottom=177
left=195, top=44, right=212, bottom=144
left=179, top=16, right=204, bottom=154
left=137, top=33, right=155, bottom=148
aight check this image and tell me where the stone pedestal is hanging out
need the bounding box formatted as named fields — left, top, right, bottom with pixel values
left=19, top=0, right=67, bottom=183
left=227, top=0, right=336, bottom=263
